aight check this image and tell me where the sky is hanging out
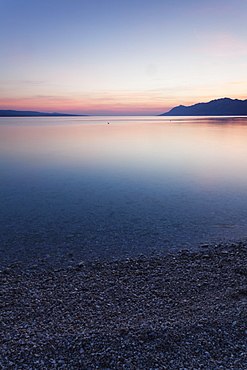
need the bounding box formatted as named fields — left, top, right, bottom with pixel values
left=0, top=0, right=247, bottom=115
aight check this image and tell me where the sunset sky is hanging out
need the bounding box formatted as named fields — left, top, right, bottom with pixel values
left=0, top=0, right=247, bottom=115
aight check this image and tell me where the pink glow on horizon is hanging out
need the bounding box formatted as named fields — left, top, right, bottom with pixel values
left=0, top=96, right=175, bottom=115
left=1, top=93, right=247, bottom=116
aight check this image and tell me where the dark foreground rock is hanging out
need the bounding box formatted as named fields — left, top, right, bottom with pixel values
left=1, top=243, right=247, bottom=369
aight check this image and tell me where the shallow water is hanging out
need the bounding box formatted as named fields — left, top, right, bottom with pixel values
left=1, top=116, right=247, bottom=264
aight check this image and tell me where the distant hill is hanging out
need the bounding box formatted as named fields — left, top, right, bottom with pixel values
left=0, top=110, right=86, bottom=117
left=160, top=98, right=247, bottom=116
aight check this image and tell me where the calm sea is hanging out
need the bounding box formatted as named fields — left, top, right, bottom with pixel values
left=1, top=116, right=247, bottom=265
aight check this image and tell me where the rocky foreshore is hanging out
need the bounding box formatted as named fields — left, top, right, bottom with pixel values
left=1, top=242, right=247, bottom=369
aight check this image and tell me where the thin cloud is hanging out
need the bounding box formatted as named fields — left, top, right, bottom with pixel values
left=229, top=81, right=247, bottom=85
left=199, top=33, right=247, bottom=57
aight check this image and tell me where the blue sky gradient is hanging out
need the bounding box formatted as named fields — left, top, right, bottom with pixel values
left=1, top=0, right=247, bottom=114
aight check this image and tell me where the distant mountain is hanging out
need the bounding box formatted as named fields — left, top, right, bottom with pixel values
left=160, top=98, right=247, bottom=116
left=0, top=110, right=86, bottom=117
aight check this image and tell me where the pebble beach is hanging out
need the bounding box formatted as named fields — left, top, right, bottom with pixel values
left=1, top=242, right=247, bottom=369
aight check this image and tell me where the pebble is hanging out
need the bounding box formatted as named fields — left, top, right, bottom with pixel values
left=1, top=242, right=247, bottom=369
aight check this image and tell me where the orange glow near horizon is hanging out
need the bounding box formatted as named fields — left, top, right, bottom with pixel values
left=1, top=92, right=247, bottom=116
left=0, top=96, right=174, bottom=115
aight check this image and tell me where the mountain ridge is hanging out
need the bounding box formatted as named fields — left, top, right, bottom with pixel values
left=160, top=98, right=247, bottom=116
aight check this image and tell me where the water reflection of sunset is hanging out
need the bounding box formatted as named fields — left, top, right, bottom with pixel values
left=1, top=117, right=247, bottom=189
left=1, top=116, right=247, bottom=264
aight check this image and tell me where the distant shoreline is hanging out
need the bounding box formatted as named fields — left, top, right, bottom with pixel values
left=0, top=110, right=87, bottom=117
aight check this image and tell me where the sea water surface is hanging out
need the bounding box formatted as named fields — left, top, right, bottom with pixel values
left=1, top=116, right=247, bottom=265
